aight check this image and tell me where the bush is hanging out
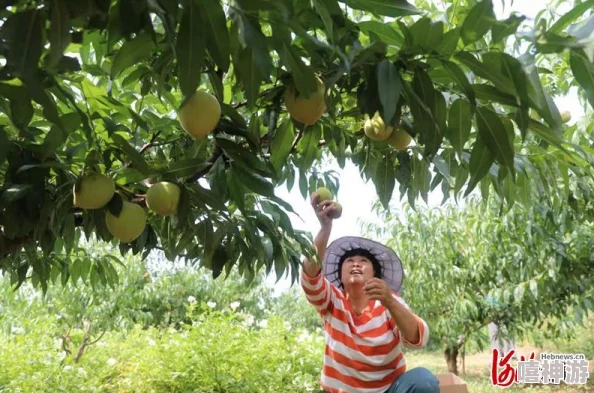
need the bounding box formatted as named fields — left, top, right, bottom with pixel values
left=0, top=302, right=325, bottom=393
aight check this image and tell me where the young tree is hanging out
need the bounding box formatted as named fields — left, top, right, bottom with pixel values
left=1, top=0, right=593, bottom=289
left=360, top=190, right=594, bottom=374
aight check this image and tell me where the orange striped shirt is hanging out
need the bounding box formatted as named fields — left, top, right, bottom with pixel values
left=301, top=269, right=430, bottom=393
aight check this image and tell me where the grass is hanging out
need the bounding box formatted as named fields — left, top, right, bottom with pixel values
left=404, top=346, right=594, bottom=393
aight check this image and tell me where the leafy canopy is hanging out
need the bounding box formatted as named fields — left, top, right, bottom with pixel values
left=1, top=0, right=594, bottom=289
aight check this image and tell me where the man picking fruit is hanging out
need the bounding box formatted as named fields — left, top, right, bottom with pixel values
left=301, top=191, right=439, bottom=393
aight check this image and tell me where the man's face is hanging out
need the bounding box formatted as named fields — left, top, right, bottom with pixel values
left=340, top=254, right=375, bottom=288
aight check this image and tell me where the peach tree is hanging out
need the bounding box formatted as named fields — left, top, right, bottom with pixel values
left=1, top=0, right=593, bottom=290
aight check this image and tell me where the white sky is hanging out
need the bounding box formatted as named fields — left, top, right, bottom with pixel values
left=263, top=0, right=588, bottom=295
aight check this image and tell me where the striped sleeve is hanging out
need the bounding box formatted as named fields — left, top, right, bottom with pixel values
left=390, top=294, right=430, bottom=349
left=300, top=267, right=335, bottom=317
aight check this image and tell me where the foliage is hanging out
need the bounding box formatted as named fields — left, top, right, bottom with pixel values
left=361, top=193, right=594, bottom=358
left=1, top=0, right=594, bottom=288
left=0, top=305, right=325, bottom=393
left=270, top=284, right=324, bottom=333
left=0, top=244, right=281, bottom=347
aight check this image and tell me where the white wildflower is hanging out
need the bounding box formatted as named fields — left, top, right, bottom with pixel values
left=244, top=315, right=255, bottom=326
left=107, top=358, right=117, bottom=366
left=257, top=319, right=268, bottom=329
left=207, top=301, right=216, bottom=309
left=63, top=365, right=73, bottom=371
left=296, top=329, right=310, bottom=343
left=230, top=301, right=240, bottom=311
left=10, top=326, right=25, bottom=335
left=147, top=338, right=156, bottom=346
left=77, top=367, right=87, bottom=376
left=187, top=296, right=197, bottom=304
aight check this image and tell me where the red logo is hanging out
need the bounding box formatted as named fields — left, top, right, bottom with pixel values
left=491, top=349, right=536, bottom=387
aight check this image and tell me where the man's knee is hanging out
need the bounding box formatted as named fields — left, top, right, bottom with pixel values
left=394, top=367, right=440, bottom=393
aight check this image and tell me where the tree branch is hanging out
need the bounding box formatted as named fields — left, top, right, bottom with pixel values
left=88, top=329, right=107, bottom=346
left=138, top=130, right=162, bottom=154
left=233, top=101, right=247, bottom=109
left=290, top=127, right=305, bottom=153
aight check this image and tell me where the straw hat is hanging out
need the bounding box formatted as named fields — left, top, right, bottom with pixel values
left=323, top=236, right=404, bottom=294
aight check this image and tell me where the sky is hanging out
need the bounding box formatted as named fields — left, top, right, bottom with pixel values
left=262, top=0, right=588, bottom=296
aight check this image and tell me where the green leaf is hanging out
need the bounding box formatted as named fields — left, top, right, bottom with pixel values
left=342, top=0, right=421, bottom=17
left=476, top=107, right=515, bottom=176
left=247, top=113, right=261, bottom=150
left=519, top=53, right=563, bottom=133
left=358, top=21, right=403, bottom=47
left=461, top=0, right=495, bottom=45
left=447, top=99, right=472, bottom=156
left=491, top=14, right=526, bottom=43
left=373, top=153, right=395, bottom=209
left=548, top=0, right=594, bottom=34
left=193, top=183, right=227, bottom=210
left=409, top=18, right=444, bottom=50
left=198, top=0, right=230, bottom=72
left=472, top=84, right=519, bottom=107
left=412, top=155, right=431, bottom=203
left=484, top=52, right=528, bottom=106
left=231, top=162, right=275, bottom=197
left=526, top=118, right=565, bottom=149
left=442, top=60, right=476, bottom=106
left=226, top=168, right=246, bottom=212
left=42, top=112, right=81, bottom=154
left=281, top=42, right=318, bottom=98
left=514, top=107, right=530, bottom=141
left=455, top=51, right=514, bottom=96
left=216, top=137, right=269, bottom=176
left=297, top=124, right=322, bottom=172
left=465, top=136, right=495, bottom=197
left=377, top=59, right=401, bottom=124
left=436, top=28, right=460, bottom=55
left=0, top=127, right=10, bottom=165
left=196, top=218, right=214, bottom=258
left=48, top=0, right=71, bottom=68
left=220, top=103, right=248, bottom=129
left=111, top=32, right=155, bottom=79
left=236, top=48, right=262, bottom=108
left=312, top=0, right=335, bottom=42
left=111, top=133, right=150, bottom=174
left=569, top=49, right=594, bottom=111
left=409, top=69, right=441, bottom=156
left=270, top=119, right=295, bottom=172
left=435, top=90, right=446, bottom=134
left=2, top=9, right=44, bottom=77
left=232, top=11, right=272, bottom=77
left=0, top=84, right=33, bottom=128
left=176, top=0, right=205, bottom=97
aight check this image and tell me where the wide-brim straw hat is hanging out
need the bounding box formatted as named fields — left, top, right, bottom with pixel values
left=323, top=236, right=404, bottom=294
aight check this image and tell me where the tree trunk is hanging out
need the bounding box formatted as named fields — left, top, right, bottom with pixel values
left=444, top=344, right=459, bottom=375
